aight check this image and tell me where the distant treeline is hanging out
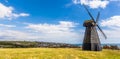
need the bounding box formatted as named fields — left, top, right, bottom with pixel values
left=0, top=41, right=80, bottom=48
left=103, top=45, right=120, bottom=50
left=0, top=41, right=119, bottom=50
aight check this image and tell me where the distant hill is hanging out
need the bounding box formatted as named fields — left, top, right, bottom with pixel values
left=0, top=41, right=80, bottom=48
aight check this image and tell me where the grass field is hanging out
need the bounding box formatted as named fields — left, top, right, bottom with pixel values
left=0, top=48, right=119, bottom=59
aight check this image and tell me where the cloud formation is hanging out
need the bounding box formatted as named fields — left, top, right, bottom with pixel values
left=0, top=30, right=37, bottom=41
left=72, top=0, right=109, bottom=9
left=0, top=21, right=82, bottom=44
left=100, top=15, right=120, bottom=43
left=25, top=21, right=81, bottom=43
left=26, top=21, right=78, bottom=33
left=0, top=24, right=16, bottom=28
left=101, top=16, right=120, bottom=27
left=0, top=3, right=29, bottom=20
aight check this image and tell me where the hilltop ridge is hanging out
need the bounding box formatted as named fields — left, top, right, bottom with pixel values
left=0, top=41, right=80, bottom=48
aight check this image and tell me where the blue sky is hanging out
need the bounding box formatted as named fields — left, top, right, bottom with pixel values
left=0, top=0, right=120, bottom=44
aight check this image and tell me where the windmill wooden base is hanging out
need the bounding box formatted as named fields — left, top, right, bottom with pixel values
left=82, top=43, right=102, bottom=51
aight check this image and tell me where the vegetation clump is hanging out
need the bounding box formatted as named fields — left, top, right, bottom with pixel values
left=103, top=45, right=120, bottom=50
left=0, top=41, right=79, bottom=48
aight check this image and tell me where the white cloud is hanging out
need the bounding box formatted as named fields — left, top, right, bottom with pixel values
left=0, top=3, right=29, bottom=20
left=100, top=29, right=120, bottom=43
left=100, top=15, right=120, bottom=43
left=0, top=24, right=16, bottom=28
left=0, top=21, right=82, bottom=44
left=101, top=15, right=120, bottom=28
left=72, top=0, right=109, bottom=9
left=0, top=30, right=38, bottom=41
left=25, top=21, right=81, bottom=43
left=0, top=29, right=81, bottom=44
left=26, top=21, right=78, bottom=33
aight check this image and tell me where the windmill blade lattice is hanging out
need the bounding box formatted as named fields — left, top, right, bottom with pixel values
left=97, top=25, right=107, bottom=39
left=96, top=12, right=100, bottom=23
left=83, top=5, right=96, bottom=23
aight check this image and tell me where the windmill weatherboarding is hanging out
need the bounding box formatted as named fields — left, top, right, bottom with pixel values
left=82, top=5, right=107, bottom=51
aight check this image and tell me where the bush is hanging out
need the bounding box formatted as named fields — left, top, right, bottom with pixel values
left=103, top=45, right=120, bottom=50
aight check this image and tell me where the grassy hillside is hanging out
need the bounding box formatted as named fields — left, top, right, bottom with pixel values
left=0, top=48, right=119, bottom=59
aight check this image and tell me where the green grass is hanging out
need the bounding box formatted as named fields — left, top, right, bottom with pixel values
left=0, top=48, right=119, bottom=59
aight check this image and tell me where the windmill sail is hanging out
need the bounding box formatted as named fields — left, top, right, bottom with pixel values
left=96, top=12, right=100, bottom=23
left=97, top=25, right=107, bottom=39
left=83, top=5, right=95, bottom=22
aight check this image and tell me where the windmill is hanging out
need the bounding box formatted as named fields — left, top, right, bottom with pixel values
left=82, top=5, right=107, bottom=51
